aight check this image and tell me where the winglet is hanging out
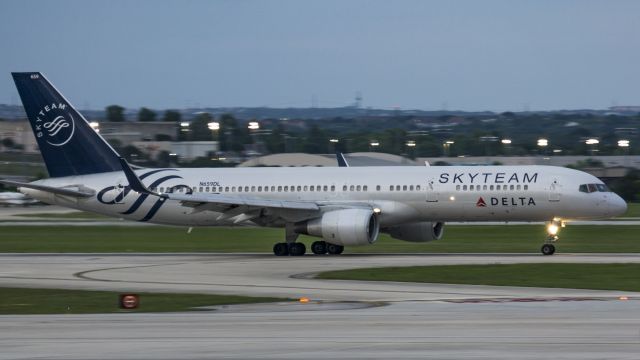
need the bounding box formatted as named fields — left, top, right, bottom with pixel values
left=118, top=157, right=158, bottom=195
left=336, top=152, right=349, bottom=167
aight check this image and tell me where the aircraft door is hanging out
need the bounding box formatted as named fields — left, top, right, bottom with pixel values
left=548, top=178, right=561, bottom=202
left=426, top=180, right=439, bottom=202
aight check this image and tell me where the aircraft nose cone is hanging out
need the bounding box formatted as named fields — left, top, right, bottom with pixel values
left=610, top=195, right=627, bottom=217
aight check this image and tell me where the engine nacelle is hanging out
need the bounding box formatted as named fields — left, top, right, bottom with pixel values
left=295, top=208, right=379, bottom=246
left=384, top=222, right=445, bottom=242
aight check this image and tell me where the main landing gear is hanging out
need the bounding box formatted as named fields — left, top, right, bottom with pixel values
left=272, top=224, right=344, bottom=256
left=541, top=219, right=563, bottom=256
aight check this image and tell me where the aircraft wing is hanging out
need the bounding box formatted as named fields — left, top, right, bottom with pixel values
left=0, top=179, right=95, bottom=198
left=166, top=192, right=320, bottom=211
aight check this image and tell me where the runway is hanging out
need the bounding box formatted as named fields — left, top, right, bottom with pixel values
left=2, top=253, right=640, bottom=359
left=2, top=253, right=640, bottom=301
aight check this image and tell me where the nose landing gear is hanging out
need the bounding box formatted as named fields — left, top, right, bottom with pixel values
left=541, top=219, right=563, bottom=255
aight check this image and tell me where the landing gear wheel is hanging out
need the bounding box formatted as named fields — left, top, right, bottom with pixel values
left=273, top=242, right=289, bottom=256
left=327, top=243, right=344, bottom=255
left=541, top=243, right=556, bottom=256
left=289, top=242, right=306, bottom=256
left=311, top=241, right=327, bottom=255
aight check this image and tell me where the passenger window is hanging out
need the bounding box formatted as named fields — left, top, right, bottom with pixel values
left=250, top=186, right=255, bottom=192
left=258, top=186, right=262, bottom=192
left=297, top=186, right=302, bottom=192
left=416, top=185, right=421, bottom=191
left=356, top=185, right=361, bottom=191
left=331, top=185, right=335, bottom=191
left=376, top=185, right=381, bottom=191
left=470, top=185, right=474, bottom=190
left=524, top=185, right=528, bottom=190
left=410, top=185, right=414, bottom=191
left=510, top=185, right=514, bottom=190
left=463, top=185, right=467, bottom=191
left=310, top=186, right=315, bottom=191
left=363, top=185, right=368, bottom=191
left=402, top=185, right=407, bottom=191
left=271, top=186, right=275, bottom=192
left=483, top=185, right=487, bottom=190
left=389, top=185, right=394, bottom=191
left=324, top=185, right=328, bottom=191
left=456, top=185, right=460, bottom=191
left=490, top=185, right=494, bottom=190
left=232, top=187, right=236, bottom=192
left=350, top=185, right=355, bottom=191
left=343, top=185, right=347, bottom=191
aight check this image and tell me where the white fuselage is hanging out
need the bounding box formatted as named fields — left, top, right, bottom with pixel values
left=20, top=165, right=627, bottom=227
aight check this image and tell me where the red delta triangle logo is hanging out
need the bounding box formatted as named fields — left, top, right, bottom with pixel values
left=476, top=197, right=487, bottom=207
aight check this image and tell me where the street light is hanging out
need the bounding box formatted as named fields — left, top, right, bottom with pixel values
left=329, top=138, right=339, bottom=143
left=537, top=138, right=548, bottom=147
left=406, top=140, right=416, bottom=147
left=443, top=140, right=454, bottom=157
left=207, top=122, right=220, bottom=130
left=585, top=138, right=599, bottom=145
left=618, top=140, right=630, bottom=148
left=501, top=139, right=512, bottom=144
left=248, top=121, right=260, bottom=130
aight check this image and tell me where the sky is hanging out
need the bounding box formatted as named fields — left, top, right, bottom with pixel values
left=1, top=0, right=639, bottom=112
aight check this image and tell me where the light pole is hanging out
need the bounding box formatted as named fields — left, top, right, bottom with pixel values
left=329, top=138, right=339, bottom=153
left=501, top=138, right=511, bottom=156
left=585, top=138, right=599, bottom=156
left=537, top=138, right=548, bottom=156
left=369, top=141, right=380, bottom=152
left=443, top=140, right=454, bottom=157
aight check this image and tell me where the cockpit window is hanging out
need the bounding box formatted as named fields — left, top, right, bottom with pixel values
left=579, top=183, right=611, bottom=193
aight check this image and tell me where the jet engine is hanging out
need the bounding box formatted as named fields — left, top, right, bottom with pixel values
left=295, top=208, right=379, bottom=246
left=384, top=221, right=444, bottom=242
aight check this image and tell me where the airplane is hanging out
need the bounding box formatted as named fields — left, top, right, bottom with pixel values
left=0, top=191, right=39, bottom=206
left=0, top=72, right=627, bottom=256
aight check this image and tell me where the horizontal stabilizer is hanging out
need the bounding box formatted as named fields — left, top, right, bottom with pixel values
left=0, top=179, right=95, bottom=198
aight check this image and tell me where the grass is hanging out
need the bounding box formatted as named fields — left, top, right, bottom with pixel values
left=0, top=287, right=285, bottom=315
left=0, top=224, right=639, bottom=253
left=619, top=202, right=640, bottom=218
left=317, top=263, right=640, bottom=292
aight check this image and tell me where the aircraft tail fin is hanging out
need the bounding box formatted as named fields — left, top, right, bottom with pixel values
left=11, top=72, right=122, bottom=177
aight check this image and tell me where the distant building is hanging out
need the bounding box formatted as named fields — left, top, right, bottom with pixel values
left=98, top=122, right=177, bottom=144
left=0, top=121, right=38, bottom=153
left=0, top=121, right=178, bottom=154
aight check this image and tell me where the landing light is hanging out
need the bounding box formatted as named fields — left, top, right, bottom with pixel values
left=373, top=208, right=381, bottom=214
left=299, top=297, right=310, bottom=303
left=449, top=196, right=455, bottom=201
left=547, top=223, right=559, bottom=236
